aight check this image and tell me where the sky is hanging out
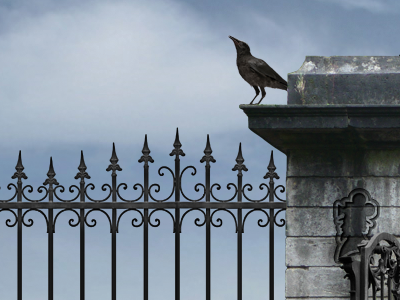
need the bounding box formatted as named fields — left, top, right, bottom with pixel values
left=0, top=0, right=399, bottom=299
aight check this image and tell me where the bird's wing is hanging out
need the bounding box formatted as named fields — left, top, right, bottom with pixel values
left=248, top=58, right=287, bottom=86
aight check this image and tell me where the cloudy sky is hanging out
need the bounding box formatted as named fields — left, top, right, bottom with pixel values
left=0, top=0, right=399, bottom=299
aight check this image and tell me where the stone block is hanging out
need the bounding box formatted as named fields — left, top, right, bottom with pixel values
left=287, top=149, right=400, bottom=177
left=287, top=177, right=350, bottom=207
left=371, top=207, right=400, bottom=236
left=286, top=267, right=349, bottom=297
left=287, top=149, right=354, bottom=177
left=287, top=177, right=400, bottom=207
left=286, top=207, right=336, bottom=237
left=288, top=56, right=400, bottom=105
left=286, top=237, right=337, bottom=267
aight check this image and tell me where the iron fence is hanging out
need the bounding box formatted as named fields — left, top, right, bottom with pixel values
left=0, top=128, right=286, bottom=300
left=341, top=232, right=400, bottom=300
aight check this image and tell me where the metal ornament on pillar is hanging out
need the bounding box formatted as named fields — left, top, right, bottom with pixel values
left=333, top=188, right=380, bottom=263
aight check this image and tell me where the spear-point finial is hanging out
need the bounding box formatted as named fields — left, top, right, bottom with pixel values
left=264, top=150, right=279, bottom=182
left=267, top=151, right=276, bottom=172
left=110, top=142, right=119, bottom=164
left=173, top=128, right=182, bottom=149
left=142, top=134, right=150, bottom=155
left=232, top=143, right=248, bottom=176
left=75, top=150, right=91, bottom=181
left=12, top=150, right=28, bottom=182
left=139, top=134, right=154, bottom=165
left=200, top=134, right=216, bottom=166
left=169, top=128, right=185, bottom=157
left=44, top=157, right=59, bottom=186
left=106, top=143, right=122, bottom=176
left=78, top=151, right=87, bottom=172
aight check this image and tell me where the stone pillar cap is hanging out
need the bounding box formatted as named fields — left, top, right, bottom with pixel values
left=288, top=56, right=400, bottom=105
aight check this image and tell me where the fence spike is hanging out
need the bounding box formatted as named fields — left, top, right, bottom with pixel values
left=264, top=150, right=279, bottom=181
left=200, top=134, right=216, bottom=165
left=44, top=157, right=59, bottom=186
left=110, top=142, right=119, bottom=164
left=75, top=151, right=91, bottom=181
left=139, top=134, right=154, bottom=165
left=78, top=151, right=87, bottom=172
left=106, top=143, right=122, bottom=175
left=232, top=143, right=248, bottom=175
left=11, top=150, right=28, bottom=181
left=169, top=128, right=185, bottom=157
left=267, top=151, right=276, bottom=172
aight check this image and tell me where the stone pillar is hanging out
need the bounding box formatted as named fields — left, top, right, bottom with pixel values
left=240, top=56, right=400, bottom=299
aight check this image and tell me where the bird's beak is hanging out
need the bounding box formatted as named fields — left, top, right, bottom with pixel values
left=229, top=36, right=240, bottom=46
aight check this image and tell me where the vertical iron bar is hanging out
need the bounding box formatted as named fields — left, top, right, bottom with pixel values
left=144, top=207, right=148, bottom=300
left=44, top=157, right=58, bottom=300
left=76, top=150, right=90, bottom=300
left=80, top=205, right=85, bottom=300
left=381, top=274, right=384, bottom=300
left=200, top=135, right=214, bottom=300
left=112, top=192, right=116, bottom=300
left=14, top=151, right=25, bottom=300
left=49, top=203, right=54, bottom=300
left=175, top=151, right=181, bottom=300
left=18, top=207, right=22, bottom=300
left=237, top=173, right=242, bottom=300
left=264, top=151, right=278, bottom=300
left=139, top=135, right=153, bottom=300
left=269, top=207, right=274, bottom=300
left=170, top=129, right=184, bottom=300
left=232, top=144, right=247, bottom=300
left=112, top=174, right=117, bottom=300
left=107, top=143, right=122, bottom=300
left=389, top=277, right=392, bottom=300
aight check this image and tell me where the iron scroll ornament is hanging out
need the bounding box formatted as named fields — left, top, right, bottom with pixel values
left=333, top=188, right=380, bottom=263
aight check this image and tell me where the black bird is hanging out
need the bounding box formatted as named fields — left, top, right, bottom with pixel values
left=229, top=36, right=287, bottom=104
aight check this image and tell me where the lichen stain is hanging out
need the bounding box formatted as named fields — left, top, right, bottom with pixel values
left=339, top=64, right=358, bottom=73
left=302, top=61, right=317, bottom=72
left=361, top=57, right=381, bottom=72
left=295, top=75, right=306, bottom=104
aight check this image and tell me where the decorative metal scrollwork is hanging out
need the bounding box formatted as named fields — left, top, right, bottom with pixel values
left=340, top=232, right=400, bottom=300
left=0, top=129, right=286, bottom=235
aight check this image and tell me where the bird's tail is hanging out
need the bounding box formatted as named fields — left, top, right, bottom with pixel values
left=278, top=80, right=288, bottom=91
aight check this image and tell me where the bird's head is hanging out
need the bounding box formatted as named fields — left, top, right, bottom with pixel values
left=229, top=36, right=251, bottom=56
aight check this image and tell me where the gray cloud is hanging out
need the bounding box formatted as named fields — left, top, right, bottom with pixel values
left=0, top=0, right=296, bottom=152
left=315, top=0, right=398, bottom=13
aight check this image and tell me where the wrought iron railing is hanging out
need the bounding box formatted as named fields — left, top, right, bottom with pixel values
left=341, top=232, right=400, bottom=300
left=0, top=128, right=286, bottom=300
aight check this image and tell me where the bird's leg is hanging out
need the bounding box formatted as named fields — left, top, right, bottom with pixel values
left=257, top=87, right=266, bottom=104
left=250, top=86, right=260, bottom=104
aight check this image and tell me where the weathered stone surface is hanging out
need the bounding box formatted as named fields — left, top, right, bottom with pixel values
left=288, top=56, right=400, bottom=105
left=287, top=177, right=351, bottom=207
left=287, top=149, right=400, bottom=177
left=371, top=208, right=400, bottom=236
left=286, top=208, right=336, bottom=237
left=287, top=177, right=400, bottom=207
left=286, top=267, right=349, bottom=297
left=288, top=206, right=400, bottom=236
left=240, top=105, right=400, bottom=154
left=287, top=149, right=354, bottom=177
left=286, top=237, right=337, bottom=267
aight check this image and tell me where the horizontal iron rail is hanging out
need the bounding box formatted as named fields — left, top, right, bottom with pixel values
left=0, top=202, right=286, bottom=209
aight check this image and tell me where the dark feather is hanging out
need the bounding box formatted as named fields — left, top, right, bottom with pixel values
left=248, top=58, right=287, bottom=86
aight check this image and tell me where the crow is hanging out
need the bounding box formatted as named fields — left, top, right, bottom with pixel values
left=229, top=36, right=287, bottom=104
